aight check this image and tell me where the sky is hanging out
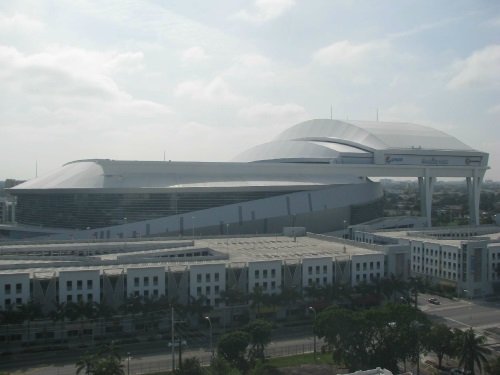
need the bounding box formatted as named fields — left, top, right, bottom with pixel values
left=0, top=0, right=499, bottom=181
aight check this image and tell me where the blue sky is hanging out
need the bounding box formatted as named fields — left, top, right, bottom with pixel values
left=0, top=0, right=499, bottom=180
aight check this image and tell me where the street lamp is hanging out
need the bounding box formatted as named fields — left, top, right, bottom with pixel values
left=308, top=306, right=317, bottom=360
left=411, top=321, right=423, bottom=375
left=226, top=223, right=230, bottom=245
left=205, top=316, right=214, bottom=359
left=192, top=216, right=196, bottom=241
left=127, top=352, right=130, bottom=375
left=343, top=219, right=347, bottom=239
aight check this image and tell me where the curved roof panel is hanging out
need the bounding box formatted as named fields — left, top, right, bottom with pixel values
left=274, top=119, right=473, bottom=151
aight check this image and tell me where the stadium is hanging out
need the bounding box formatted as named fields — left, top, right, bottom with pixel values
left=8, top=119, right=489, bottom=240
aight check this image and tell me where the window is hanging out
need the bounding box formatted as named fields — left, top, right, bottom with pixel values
left=134, top=277, right=139, bottom=287
left=363, top=263, right=367, bottom=271
left=77, top=294, right=83, bottom=302
left=316, top=278, right=320, bottom=284
left=206, top=274, right=211, bottom=283
left=263, top=282, right=268, bottom=290
left=255, top=270, right=260, bottom=279
left=197, top=274, right=202, bottom=283
left=206, top=286, right=211, bottom=295
left=376, top=261, right=380, bottom=269
left=271, top=269, right=276, bottom=277
left=370, top=262, right=374, bottom=270
left=323, top=265, right=327, bottom=274
left=271, top=281, right=276, bottom=290
left=66, top=281, right=72, bottom=291
left=356, top=275, right=360, bottom=281
left=323, top=277, right=327, bottom=284
left=5, top=298, right=11, bottom=306
left=87, top=280, right=93, bottom=289
left=356, top=263, right=360, bottom=271
left=15, top=298, right=22, bottom=305
left=215, top=285, right=220, bottom=294
left=197, top=287, right=202, bottom=296
left=144, top=277, right=149, bottom=286
left=4, top=284, right=10, bottom=295
left=153, top=276, right=159, bottom=286
left=263, top=270, right=268, bottom=278
left=15, top=283, right=22, bottom=294
left=87, top=294, right=93, bottom=301
left=214, top=273, right=219, bottom=282
left=308, top=266, right=313, bottom=275
left=77, top=280, right=83, bottom=290
left=153, top=289, right=159, bottom=297
left=316, top=266, right=320, bottom=274
left=144, top=290, right=149, bottom=297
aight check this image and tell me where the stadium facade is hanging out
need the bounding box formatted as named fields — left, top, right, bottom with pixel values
left=8, top=119, right=489, bottom=240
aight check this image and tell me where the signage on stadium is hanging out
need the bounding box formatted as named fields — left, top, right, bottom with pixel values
left=384, top=154, right=482, bottom=166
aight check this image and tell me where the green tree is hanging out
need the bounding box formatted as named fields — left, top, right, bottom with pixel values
left=315, top=303, right=429, bottom=372
left=425, top=323, right=455, bottom=368
left=174, top=357, right=205, bottom=375
left=486, top=355, right=500, bottom=375
left=75, top=343, right=124, bottom=375
left=208, top=356, right=241, bottom=375
left=244, top=319, right=273, bottom=361
left=458, top=328, right=490, bottom=375
left=248, top=360, right=281, bottom=375
left=93, top=356, right=124, bottom=375
left=217, top=331, right=250, bottom=372
left=76, top=353, right=95, bottom=375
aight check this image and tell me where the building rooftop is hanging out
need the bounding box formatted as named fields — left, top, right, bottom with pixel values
left=0, top=235, right=380, bottom=275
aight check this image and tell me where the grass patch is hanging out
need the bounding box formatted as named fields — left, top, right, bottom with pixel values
left=268, top=352, right=335, bottom=367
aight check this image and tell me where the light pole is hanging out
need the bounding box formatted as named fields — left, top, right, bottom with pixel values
left=411, top=321, right=423, bottom=375
left=308, top=306, right=317, bottom=360
left=343, top=219, right=347, bottom=239
left=226, top=223, right=230, bottom=245
left=127, top=352, right=130, bottom=375
left=205, top=316, right=214, bottom=359
left=192, top=216, right=196, bottom=241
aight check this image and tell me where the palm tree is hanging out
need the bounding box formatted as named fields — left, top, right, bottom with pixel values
left=458, top=328, right=490, bottom=375
left=76, top=352, right=95, bottom=375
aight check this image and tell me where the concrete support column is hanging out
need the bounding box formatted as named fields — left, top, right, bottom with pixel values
left=467, top=169, right=484, bottom=226
left=419, top=173, right=435, bottom=227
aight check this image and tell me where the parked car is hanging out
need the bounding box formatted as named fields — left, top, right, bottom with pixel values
left=428, top=297, right=440, bottom=305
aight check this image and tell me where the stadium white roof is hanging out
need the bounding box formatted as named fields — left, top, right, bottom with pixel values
left=11, top=119, right=488, bottom=191
left=233, top=119, right=478, bottom=163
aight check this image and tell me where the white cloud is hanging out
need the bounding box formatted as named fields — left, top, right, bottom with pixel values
left=312, top=40, right=389, bottom=65
left=235, top=53, right=270, bottom=67
left=484, top=15, right=500, bottom=28
left=0, top=45, right=171, bottom=129
left=447, top=44, right=500, bottom=90
left=0, top=12, right=44, bottom=32
left=238, top=102, right=308, bottom=126
left=381, top=103, right=424, bottom=122
left=232, top=0, right=295, bottom=24
left=488, top=104, right=500, bottom=114
left=174, top=76, right=243, bottom=104
left=181, top=46, right=209, bottom=63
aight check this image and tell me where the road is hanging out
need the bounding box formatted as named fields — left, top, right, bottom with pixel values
left=3, top=295, right=499, bottom=374
left=418, top=293, right=500, bottom=331
left=0, top=326, right=318, bottom=375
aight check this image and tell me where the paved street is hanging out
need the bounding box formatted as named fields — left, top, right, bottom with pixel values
left=0, top=327, right=317, bottom=375
left=2, top=295, right=499, bottom=374
left=418, top=293, right=500, bottom=331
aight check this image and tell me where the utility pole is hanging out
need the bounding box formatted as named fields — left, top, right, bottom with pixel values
left=171, top=306, right=175, bottom=371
